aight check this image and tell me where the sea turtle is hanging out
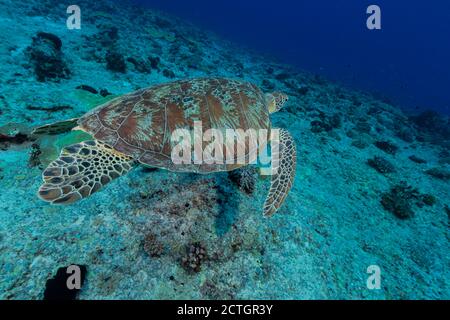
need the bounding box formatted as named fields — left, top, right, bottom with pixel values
left=33, top=78, right=296, bottom=216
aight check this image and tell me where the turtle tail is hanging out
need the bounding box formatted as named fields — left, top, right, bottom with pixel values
left=32, top=118, right=80, bottom=135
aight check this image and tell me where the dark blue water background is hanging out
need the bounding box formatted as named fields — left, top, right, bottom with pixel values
left=132, top=0, right=450, bottom=115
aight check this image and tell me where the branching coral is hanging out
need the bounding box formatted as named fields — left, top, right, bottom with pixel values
left=181, top=242, right=207, bottom=273
left=381, top=182, right=421, bottom=219
left=381, top=182, right=437, bottom=219
left=228, top=167, right=258, bottom=194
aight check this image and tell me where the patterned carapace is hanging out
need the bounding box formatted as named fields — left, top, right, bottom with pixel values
left=78, top=78, right=271, bottom=173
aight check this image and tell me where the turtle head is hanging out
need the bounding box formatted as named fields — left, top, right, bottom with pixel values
left=266, top=92, right=288, bottom=113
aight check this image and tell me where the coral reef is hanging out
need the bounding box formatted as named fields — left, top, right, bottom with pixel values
left=0, top=132, right=31, bottom=150
left=227, top=167, right=258, bottom=194
left=411, top=110, right=450, bottom=139
left=0, top=123, right=34, bottom=150
left=374, top=140, right=399, bottom=155
left=127, top=57, right=151, bottom=74
left=395, top=125, right=416, bottom=143
left=367, top=156, right=396, bottom=174
left=421, top=194, right=436, bottom=206
left=26, top=32, right=70, bottom=81
left=350, top=133, right=372, bottom=149
left=380, top=182, right=438, bottom=219
left=105, top=50, right=126, bottom=73
left=181, top=242, right=208, bottom=273
left=380, top=182, right=421, bottom=219
left=310, top=111, right=342, bottom=133
left=28, top=143, right=42, bottom=168
left=143, top=233, right=164, bottom=258
left=425, top=167, right=450, bottom=181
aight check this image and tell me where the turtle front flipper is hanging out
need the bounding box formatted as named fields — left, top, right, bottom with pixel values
left=32, top=118, right=80, bottom=135
left=263, top=129, right=296, bottom=216
left=38, top=140, right=136, bottom=204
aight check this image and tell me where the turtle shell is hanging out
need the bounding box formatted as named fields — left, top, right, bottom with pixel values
left=78, top=78, right=270, bottom=173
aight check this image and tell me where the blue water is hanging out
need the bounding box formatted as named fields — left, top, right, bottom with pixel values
left=137, top=0, right=450, bottom=115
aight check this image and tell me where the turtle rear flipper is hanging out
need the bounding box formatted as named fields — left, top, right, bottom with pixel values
left=38, top=140, right=136, bottom=204
left=263, top=129, right=296, bottom=216
left=32, top=118, right=80, bottom=135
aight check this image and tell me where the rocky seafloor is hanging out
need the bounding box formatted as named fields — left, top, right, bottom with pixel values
left=0, top=0, right=449, bottom=299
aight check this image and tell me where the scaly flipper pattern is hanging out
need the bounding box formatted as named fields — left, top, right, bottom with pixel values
left=263, top=129, right=296, bottom=216
left=38, top=140, right=136, bottom=204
